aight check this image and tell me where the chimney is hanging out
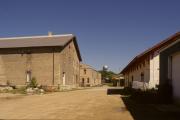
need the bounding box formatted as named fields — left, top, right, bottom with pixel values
left=48, top=31, right=53, bottom=37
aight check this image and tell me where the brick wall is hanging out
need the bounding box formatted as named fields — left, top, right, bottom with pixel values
left=0, top=40, right=80, bottom=88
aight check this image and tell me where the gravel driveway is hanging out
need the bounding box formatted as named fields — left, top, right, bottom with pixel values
left=0, top=87, right=133, bottom=120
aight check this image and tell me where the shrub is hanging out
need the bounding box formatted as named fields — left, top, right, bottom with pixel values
left=11, top=87, right=26, bottom=94
left=130, top=88, right=159, bottom=104
left=27, top=77, right=38, bottom=88
left=123, top=87, right=133, bottom=95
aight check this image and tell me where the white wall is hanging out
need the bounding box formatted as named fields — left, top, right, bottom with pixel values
left=132, top=81, right=149, bottom=90
left=149, top=51, right=159, bottom=88
left=132, top=61, right=150, bottom=89
left=124, top=58, right=150, bottom=89
left=124, top=52, right=161, bottom=89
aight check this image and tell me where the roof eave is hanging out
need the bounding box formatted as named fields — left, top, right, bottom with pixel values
left=72, top=36, right=82, bottom=61
left=120, top=32, right=180, bottom=74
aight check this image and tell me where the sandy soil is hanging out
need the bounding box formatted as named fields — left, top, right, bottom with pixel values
left=0, top=87, right=133, bottom=120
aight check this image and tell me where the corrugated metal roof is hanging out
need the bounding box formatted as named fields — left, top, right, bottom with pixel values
left=0, top=34, right=82, bottom=61
left=0, top=34, right=74, bottom=48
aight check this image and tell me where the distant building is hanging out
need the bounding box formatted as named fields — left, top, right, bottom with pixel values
left=80, top=63, right=101, bottom=87
left=120, top=32, right=180, bottom=90
left=0, top=33, right=82, bottom=89
left=112, top=74, right=124, bottom=87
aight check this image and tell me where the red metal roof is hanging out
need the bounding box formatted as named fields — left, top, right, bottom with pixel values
left=120, top=32, right=180, bottom=74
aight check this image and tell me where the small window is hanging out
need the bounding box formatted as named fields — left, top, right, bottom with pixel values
left=141, top=72, right=144, bottom=82
left=87, top=78, right=90, bottom=83
left=82, top=78, right=85, bottom=83
left=84, top=69, right=86, bottom=74
left=132, top=76, right=134, bottom=81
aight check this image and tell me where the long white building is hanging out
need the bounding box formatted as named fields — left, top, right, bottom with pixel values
left=121, top=32, right=180, bottom=90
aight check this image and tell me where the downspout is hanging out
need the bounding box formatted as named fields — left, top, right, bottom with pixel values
left=52, top=50, right=55, bottom=85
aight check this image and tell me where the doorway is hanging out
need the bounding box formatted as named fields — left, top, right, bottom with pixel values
left=26, top=71, right=31, bottom=83
left=63, top=72, right=66, bottom=86
left=171, top=52, right=180, bottom=99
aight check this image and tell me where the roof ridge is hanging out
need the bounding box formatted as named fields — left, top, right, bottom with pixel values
left=0, top=34, right=74, bottom=41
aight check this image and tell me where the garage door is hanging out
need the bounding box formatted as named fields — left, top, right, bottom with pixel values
left=172, top=52, right=180, bottom=99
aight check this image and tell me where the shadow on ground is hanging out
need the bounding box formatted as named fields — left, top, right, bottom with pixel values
left=122, top=96, right=180, bottom=120
left=107, top=88, right=180, bottom=120
left=107, top=88, right=124, bottom=95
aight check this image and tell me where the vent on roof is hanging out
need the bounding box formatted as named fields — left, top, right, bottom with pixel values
left=48, top=32, right=53, bottom=37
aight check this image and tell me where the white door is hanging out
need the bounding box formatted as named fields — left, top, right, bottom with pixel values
left=26, top=71, right=31, bottom=83
left=63, top=72, right=66, bottom=86
left=172, top=52, right=180, bottom=99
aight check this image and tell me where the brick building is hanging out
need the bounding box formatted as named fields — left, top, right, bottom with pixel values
left=80, top=63, right=101, bottom=87
left=0, top=33, right=82, bottom=89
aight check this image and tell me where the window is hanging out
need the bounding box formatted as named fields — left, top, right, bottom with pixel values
left=132, top=76, right=134, bottom=82
left=87, top=78, right=90, bottom=83
left=82, top=78, right=85, bottom=83
left=76, top=75, right=78, bottom=84
left=141, top=72, right=144, bottom=82
left=84, top=69, right=86, bottom=74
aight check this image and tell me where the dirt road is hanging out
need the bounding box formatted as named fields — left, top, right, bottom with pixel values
left=0, top=87, right=133, bottom=120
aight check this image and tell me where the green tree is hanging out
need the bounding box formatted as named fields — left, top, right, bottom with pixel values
left=99, top=70, right=117, bottom=81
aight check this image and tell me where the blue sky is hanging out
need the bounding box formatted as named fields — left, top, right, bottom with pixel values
left=0, top=0, right=180, bottom=73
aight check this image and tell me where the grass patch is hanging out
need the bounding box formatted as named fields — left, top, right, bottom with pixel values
left=10, top=87, right=27, bottom=94
left=104, top=83, right=114, bottom=87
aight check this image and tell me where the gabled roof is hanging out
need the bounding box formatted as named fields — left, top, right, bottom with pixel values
left=0, top=34, right=73, bottom=48
left=0, top=34, right=82, bottom=61
left=80, top=63, right=99, bottom=72
left=120, top=32, right=180, bottom=74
